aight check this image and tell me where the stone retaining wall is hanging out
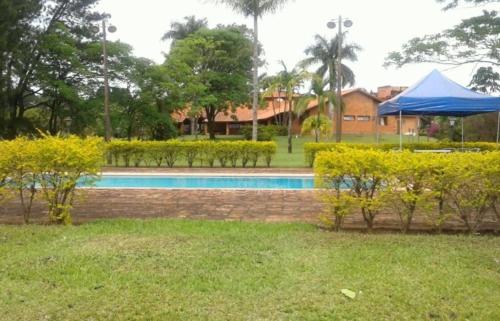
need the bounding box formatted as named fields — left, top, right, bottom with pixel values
left=0, top=189, right=498, bottom=231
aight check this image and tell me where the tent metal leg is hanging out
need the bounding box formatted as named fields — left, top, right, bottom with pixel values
left=497, top=111, right=500, bottom=144
left=461, top=117, right=464, bottom=149
left=399, top=110, right=403, bottom=151
left=376, top=115, right=380, bottom=144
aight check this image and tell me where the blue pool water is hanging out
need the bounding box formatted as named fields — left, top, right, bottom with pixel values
left=80, top=175, right=315, bottom=190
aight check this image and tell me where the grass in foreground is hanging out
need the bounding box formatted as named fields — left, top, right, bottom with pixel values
left=1, top=219, right=498, bottom=321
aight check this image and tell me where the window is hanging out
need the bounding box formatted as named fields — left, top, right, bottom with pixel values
left=229, top=124, right=240, bottom=129
left=357, top=115, right=370, bottom=121
left=379, top=117, right=388, bottom=126
left=343, top=115, right=355, bottom=121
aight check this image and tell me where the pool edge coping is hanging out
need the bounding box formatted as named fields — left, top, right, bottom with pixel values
left=100, top=172, right=315, bottom=177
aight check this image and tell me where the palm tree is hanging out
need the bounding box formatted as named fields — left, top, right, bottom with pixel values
left=214, top=0, right=291, bottom=141
left=301, top=34, right=361, bottom=142
left=264, top=61, right=309, bottom=153
left=162, top=16, right=208, bottom=44
left=295, top=75, right=334, bottom=142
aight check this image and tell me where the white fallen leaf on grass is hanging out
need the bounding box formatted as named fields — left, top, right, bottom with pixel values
left=341, top=289, right=356, bottom=299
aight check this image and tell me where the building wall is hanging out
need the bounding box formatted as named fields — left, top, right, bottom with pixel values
left=176, top=91, right=420, bottom=136
left=299, top=92, right=378, bottom=135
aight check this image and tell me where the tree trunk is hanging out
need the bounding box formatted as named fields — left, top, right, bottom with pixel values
left=206, top=107, right=217, bottom=140
left=288, top=99, right=293, bottom=154
left=190, top=117, right=196, bottom=135
left=251, top=14, right=259, bottom=141
left=315, top=110, right=320, bottom=142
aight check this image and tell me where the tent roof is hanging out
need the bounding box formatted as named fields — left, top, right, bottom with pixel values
left=378, top=69, right=500, bottom=117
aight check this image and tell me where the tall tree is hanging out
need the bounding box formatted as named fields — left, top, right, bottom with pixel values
left=162, top=26, right=253, bottom=139
left=301, top=34, right=361, bottom=142
left=0, top=0, right=105, bottom=138
left=214, top=0, right=291, bottom=141
left=162, top=16, right=208, bottom=44
left=384, top=0, right=499, bottom=79
left=384, top=0, right=499, bottom=142
left=469, top=66, right=500, bottom=93
left=437, top=0, right=497, bottom=10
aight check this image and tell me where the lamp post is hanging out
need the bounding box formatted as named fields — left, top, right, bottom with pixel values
left=101, top=20, right=117, bottom=143
left=327, top=16, right=353, bottom=143
left=63, top=116, right=72, bottom=137
left=449, top=116, right=457, bottom=142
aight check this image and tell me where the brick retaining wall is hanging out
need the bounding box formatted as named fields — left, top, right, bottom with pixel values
left=0, top=189, right=498, bottom=231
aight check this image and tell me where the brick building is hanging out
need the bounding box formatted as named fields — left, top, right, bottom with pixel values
left=173, top=87, right=420, bottom=136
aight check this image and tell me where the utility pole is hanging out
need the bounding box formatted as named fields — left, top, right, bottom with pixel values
left=101, top=20, right=116, bottom=142
left=336, top=15, right=343, bottom=143
left=327, top=16, right=352, bottom=143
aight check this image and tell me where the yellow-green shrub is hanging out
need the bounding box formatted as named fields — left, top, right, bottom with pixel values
left=443, top=152, right=500, bottom=233
left=163, top=140, right=181, bottom=168
left=0, top=135, right=103, bottom=225
left=315, top=148, right=391, bottom=231
left=314, top=147, right=500, bottom=233
left=181, top=141, right=204, bottom=168
left=305, top=142, right=500, bottom=167
left=0, top=138, right=40, bottom=223
left=36, top=135, right=103, bottom=224
left=386, top=152, right=435, bottom=233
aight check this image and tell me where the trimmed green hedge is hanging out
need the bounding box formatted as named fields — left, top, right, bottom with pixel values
left=106, top=140, right=278, bottom=168
left=305, top=142, right=500, bottom=167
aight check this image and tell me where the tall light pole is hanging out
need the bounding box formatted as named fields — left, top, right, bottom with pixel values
left=101, top=20, right=116, bottom=142
left=327, top=16, right=353, bottom=143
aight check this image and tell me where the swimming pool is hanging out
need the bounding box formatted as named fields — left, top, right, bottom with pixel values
left=80, top=175, right=315, bottom=190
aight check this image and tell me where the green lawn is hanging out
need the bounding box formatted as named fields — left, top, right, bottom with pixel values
left=1, top=219, right=499, bottom=321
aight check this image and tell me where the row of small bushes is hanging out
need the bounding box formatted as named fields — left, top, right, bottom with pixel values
left=315, top=147, right=500, bottom=233
left=305, top=142, right=500, bottom=167
left=241, top=124, right=288, bottom=141
left=106, top=140, right=278, bottom=168
left=0, top=135, right=103, bottom=225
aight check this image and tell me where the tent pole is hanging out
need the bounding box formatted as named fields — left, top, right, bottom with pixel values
left=417, top=117, right=420, bottom=143
left=497, top=111, right=500, bottom=144
left=376, top=114, right=380, bottom=144
left=399, top=110, right=403, bottom=151
left=461, top=117, right=464, bottom=149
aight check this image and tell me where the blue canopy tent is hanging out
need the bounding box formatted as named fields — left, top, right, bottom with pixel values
left=378, top=69, right=500, bottom=149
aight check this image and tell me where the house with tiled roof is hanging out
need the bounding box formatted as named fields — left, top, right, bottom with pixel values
left=173, top=87, right=419, bottom=136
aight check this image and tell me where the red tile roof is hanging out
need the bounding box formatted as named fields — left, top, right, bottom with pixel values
left=173, top=88, right=381, bottom=123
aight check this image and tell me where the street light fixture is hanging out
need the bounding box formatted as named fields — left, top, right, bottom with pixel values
left=327, top=16, right=353, bottom=143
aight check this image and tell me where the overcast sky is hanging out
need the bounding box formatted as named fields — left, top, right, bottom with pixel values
left=97, top=0, right=496, bottom=92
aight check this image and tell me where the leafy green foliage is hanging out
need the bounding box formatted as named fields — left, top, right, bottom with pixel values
left=301, top=115, right=332, bottom=140
left=241, top=124, right=284, bottom=141
left=162, top=26, right=253, bottom=140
